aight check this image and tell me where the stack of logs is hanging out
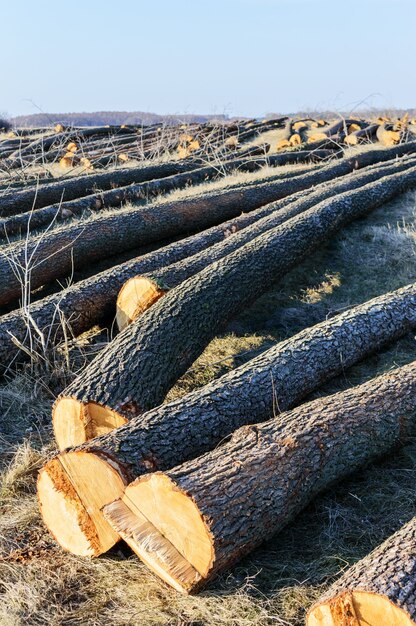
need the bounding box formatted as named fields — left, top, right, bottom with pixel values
left=1, top=117, right=416, bottom=624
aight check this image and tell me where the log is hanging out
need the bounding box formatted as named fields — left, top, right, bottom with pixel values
left=4, top=126, right=154, bottom=168
left=0, top=148, right=384, bottom=304
left=344, top=123, right=379, bottom=146
left=38, top=318, right=416, bottom=557
left=0, top=145, right=322, bottom=219
left=276, top=119, right=294, bottom=150
left=0, top=167, right=331, bottom=370
left=1, top=142, right=415, bottom=306
left=102, top=361, right=416, bottom=593
left=7, top=131, right=68, bottom=161
left=307, top=517, right=416, bottom=626
left=377, top=123, right=402, bottom=146
left=115, top=155, right=416, bottom=330
left=0, top=150, right=325, bottom=237
left=0, top=149, right=342, bottom=237
left=51, top=165, right=416, bottom=445
left=322, top=118, right=366, bottom=137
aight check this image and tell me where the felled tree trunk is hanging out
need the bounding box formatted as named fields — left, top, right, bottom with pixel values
left=0, top=160, right=201, bottom=216
left=344, top=123, right=379, bottom=146
left=115, top=156, right=416, bottom=329
left=102, top=362, right=416, bottom=593
left=308, top=517, right=416, bottom=626
left=1, top=142, right=414, bottom=306
left=0, top=149, right=333, bottom=237
left=37, top=284, right=416, bottom=557
left=51, top=166, right=416, bottom=443
left=0, top=165, right=337, bottom=370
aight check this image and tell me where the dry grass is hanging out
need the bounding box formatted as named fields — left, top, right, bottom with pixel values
left=0, top=183, right=415, bottom=624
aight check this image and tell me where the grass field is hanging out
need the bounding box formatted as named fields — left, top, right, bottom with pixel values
left=0, top=167, right=415, bottom=625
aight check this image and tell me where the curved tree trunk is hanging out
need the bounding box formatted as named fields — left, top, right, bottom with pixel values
left=308, top=517, right=416, bottom=626
left=1, top=142, right=415, bottom=306
left=116, top=156, right=416, bottom=329
left=101, top=362, right=416, bottom=593
left=52, top=166, right=416, bottom=441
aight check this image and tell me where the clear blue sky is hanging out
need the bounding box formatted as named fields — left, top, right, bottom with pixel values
left=3, top=0, right=415, bottom=118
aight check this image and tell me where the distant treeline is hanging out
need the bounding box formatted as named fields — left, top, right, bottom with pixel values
left=265, top=108, right=416, bottom=120
left=9, top=108, right=416, bottom=129
left=10, top=111, right=229, bottom=128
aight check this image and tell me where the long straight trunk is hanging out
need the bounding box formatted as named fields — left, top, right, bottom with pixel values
left=307, top=517, right=416, bottom=626
left=0, top=161, right=200, bottom=216
left=38, top=283, right=416, bottom=558
left=52, top=166, right=416, bottom=442
left=116, top=155, right=416, bottom=329
left=1, top=143, right=414, bottom=307
left=0, top=150, right=327, bottom=237
left=0, top=167, right=331, bottom=370
left=102, top=362, right=416, bottom=594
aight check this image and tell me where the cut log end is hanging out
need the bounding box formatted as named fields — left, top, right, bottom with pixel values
left=307, top=591, right=414, bottom=626
left=308, top=133, right=328, bottom=143
left=37, top=450, right=128, bottom=557
left=103, top=473, right=214, bottom=592
left=344, top=135, right=359, bottom=146
left=53, top=397, right=127, bottom=450
left=116, top=276, right=167, bottom=331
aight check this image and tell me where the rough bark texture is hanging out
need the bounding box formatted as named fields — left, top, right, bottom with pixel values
left=0, top=171, right=335, bottom=370
left=130, top=361, right=416, bottom=589
left=308, top=517, right=416, bottom=625
left=0, top=160, right=202, bottom=217
left=344, top=123, right=379, bottom=145
left=0, top=150, right=333, bottom=237
left=323, top=119, right=366, bottom=137
left=65, top=280, right=416, bottom=466
left=126, top=157, right=416, bottom=301
left=1, top=142, right=414, bottom=306
left=40, top=287, right=416, bottom=558
left=57, top=166, right=416, bottom=419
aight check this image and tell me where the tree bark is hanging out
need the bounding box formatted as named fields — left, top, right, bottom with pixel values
left=39, top=284, right=416, bottom=557
left=0, top=169, right=335, bottom=370
left=344, top=123, right=379, bottom=146
left=0, top=160, right=205, bottom=217
left=52, top=166, right=416, bottom=435
left=308, top=517, right=416, bottom=626
left=116, top=156, right=416, bottom=329
left=1, top=142, right=415, bottom=306
left=101, top=361, right=416, bottom=593
left=0, top=149, right=342, bottom=237
left=0, top=147, right=323, bottom=218
left=322, top=119, right=366, bottom=137
left=0, top=151, right=328, bottom=237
